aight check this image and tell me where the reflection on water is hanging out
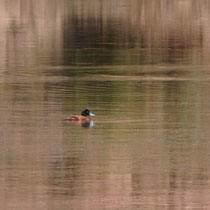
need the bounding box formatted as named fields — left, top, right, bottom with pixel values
left=0, top=0, right=210, bottom=209
left=65, top=120, right=94, bottom=128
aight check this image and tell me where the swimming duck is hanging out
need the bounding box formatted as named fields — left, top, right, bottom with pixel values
left=64, top=109, right=95, bottom=122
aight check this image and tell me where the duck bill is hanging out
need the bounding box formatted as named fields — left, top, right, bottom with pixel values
left=89, top=112, right=95, bottom=116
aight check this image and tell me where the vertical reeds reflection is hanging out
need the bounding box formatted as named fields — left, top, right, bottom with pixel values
left=0, top=0, right=210, bottom=67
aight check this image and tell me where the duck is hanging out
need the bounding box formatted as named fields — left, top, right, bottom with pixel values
left=64, top=109, right=95, bottom=122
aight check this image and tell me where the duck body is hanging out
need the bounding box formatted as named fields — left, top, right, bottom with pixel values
left=64, top=109, right=95, bottom=122
left=65, top=115, right=92, bottom=122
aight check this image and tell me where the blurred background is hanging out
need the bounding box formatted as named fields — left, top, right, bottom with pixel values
left=0, top=0, right=210, bottom=209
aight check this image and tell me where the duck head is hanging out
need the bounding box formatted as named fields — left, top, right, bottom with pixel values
left=81, top=109, right=95, bottom=117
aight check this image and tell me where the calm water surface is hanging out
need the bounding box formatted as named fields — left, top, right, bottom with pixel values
left=0, top=1, right=210, bottom=209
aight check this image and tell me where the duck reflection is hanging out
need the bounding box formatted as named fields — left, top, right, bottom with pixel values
left=66, top=120, right=94, bottom=128
left=81, top=120, right=94, bottom=128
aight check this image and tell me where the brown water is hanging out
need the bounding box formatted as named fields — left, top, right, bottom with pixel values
left=1, top=1, right=210, bottom=209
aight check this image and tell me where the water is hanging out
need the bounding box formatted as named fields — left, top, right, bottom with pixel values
left=0, top=0, right=210, bottom=209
